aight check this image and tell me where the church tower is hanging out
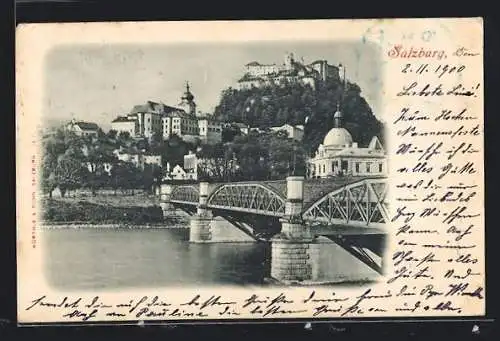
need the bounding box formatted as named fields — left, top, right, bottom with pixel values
left=179, top=82, right=197, bottom=115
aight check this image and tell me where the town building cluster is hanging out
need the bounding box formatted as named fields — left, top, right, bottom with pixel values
left=59, top=53, right=387, bottom=181
left=111, top=83, right=223, bottom=145
left=238, top=52, right=341, bottom=90
left=228, top=122, right=304, bottom=141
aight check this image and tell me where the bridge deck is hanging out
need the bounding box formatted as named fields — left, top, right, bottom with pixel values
left=311, top=225, right=386, bottom=236
left=169, top=176, right=387, bottom=215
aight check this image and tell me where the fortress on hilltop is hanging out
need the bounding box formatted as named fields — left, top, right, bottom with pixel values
left=238, top=52, right=342, bottom=90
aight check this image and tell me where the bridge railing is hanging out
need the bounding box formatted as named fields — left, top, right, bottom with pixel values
left=207, top=182, right=286, bottom=217
left=302, top=177, right=388, bottom=228
left=169, top=185, right=200, bottom=204
left=162, top=176, right=389, bottom=228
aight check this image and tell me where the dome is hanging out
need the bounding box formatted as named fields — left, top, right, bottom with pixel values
left=323, top=127, right=353, bottom=147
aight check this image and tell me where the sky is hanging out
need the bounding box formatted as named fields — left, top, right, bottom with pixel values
left=44, top=41, right=383, bottom=131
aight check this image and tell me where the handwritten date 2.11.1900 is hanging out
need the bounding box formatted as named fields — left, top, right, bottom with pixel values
left=401, top=63, right=466, bottom=78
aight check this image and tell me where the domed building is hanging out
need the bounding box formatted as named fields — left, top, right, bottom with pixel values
left=306, top=109, right=387, bottom=178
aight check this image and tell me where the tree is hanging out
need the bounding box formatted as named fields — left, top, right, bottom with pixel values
left=231, top=133, right=269, bottom=181
left=97, top=128, right=106, bottom=139
left=41, top=162, right=58, bottom=198
left=195, top=143, right=238, bottom=182
left=151, top=164, right=163, bottom=193
left=118, top=131, right=131, bottom=142
left=150, top=132, right=163, bottom=153
left=213, top=77, right=384, bottom=153
left=222, top=124, right=242, bottom=143
left=41, top=145, right=60, bottom=198
left=53, top=155, right=86, bottom=197
left=136, top=137, right=150, bottom=152
left=160, top=134, right=196, bottom=168
left=141, top=164, right=163, bottom=194
left=110, top=161, right=140, bottom=195
left=84, top=140, right=116, bottom=196
left=107, top=129, right=118, bottom=140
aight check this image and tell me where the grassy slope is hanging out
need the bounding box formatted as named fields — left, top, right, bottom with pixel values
left=41, top=193, right=176, bottom=225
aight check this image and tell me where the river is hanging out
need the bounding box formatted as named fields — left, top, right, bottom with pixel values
left=42, top=220, right=381, bottom=290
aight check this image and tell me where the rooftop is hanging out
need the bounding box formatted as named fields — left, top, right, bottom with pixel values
left=130, top=100, right=168, bottom=114
left=112, top=116, right=135, bottom=123
left=238, top=74, right=265, bottom=82
left=70, top=121, right=99, bottom=131
left=233, top=122, right=249, bottom=128
left=246, top=61, right=278, bottom=67
left=167, top=110, right=197, bottom=119
left=334, top=147, right=385, bottom=157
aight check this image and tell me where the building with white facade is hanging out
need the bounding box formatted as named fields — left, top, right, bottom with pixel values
left=306, top=109, right=387, bottom=179
left=111, top=83, right=222, bottom=144
left=198, top=115, right=222, bottom=144
left=169, top=165, right=190, bottom=180
left=183, top=151, right=198, bottom=175
left=111, top=115, right=140, bottom=137
left=112, top=148, right=162, bottom=170
left=143, top=154, right=162, bottom=168
left=232, top=123, right=250, bottom=135
left=238, top=53, right=341, bottom=90
left=65, top=119, right=100, bottom=137
left=162, top=109, right=199, bottom=142
left=270, top=123, right=304, bottom=141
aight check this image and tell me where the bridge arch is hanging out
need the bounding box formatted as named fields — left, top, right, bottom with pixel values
left=170, top=185, right=200, bottom=204
left=207, top=182, right=286, bottom=217
left=302, top=177, right=389, bottom=228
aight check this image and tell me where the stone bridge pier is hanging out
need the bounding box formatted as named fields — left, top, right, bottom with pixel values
left=159, top=183, right=175, bottom=218
left=189, top=182, right=215, bottom=243
left=271, top=176, right=320, bottom=284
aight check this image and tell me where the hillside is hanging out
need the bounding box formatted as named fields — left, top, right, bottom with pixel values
left=214, top=78, right=385, bottom=154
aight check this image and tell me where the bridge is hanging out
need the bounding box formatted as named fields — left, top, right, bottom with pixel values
left=159, top=176, right=389, bottom=284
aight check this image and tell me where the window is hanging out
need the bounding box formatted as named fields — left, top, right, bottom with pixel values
left=322, top=164, right=325, bottom=174
left=379, top=163, right=383, bottom=173
left=331, top=162, right=335, bottom=172
left=355, top=162, right=360, bottom=173
left=341, top=160, right=348, bottom=171
left=367, top=162, right=371, bottom=173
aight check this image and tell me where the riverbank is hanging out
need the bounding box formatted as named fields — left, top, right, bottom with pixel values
left=39, top=223, right=187, bottom=229
left=47, top=190, right=160, bottom=207
left=41, top=198, right=185, bottom=226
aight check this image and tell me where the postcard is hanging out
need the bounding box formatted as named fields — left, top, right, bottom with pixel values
left=16, top=18, right=485, bottom=324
